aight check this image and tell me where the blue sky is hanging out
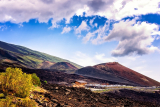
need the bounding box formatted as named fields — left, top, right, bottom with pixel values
left=0, top=0, right=160, bottom=82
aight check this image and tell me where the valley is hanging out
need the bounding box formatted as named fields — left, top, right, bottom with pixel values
left=0, top=40, right=160, bottom=107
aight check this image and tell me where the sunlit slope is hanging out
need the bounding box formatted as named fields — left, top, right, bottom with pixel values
left=0, top=41, right=82, bottom=69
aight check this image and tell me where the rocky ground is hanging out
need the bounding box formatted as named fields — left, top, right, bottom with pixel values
left=1, top=67, right=160, bottom=107
left=35, top=82, right=160, bottom=107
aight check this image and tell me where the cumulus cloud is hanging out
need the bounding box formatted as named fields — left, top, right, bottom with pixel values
left=61, top=26, right=71, bottom=34
left=83, top=18, right=160, bottom=56
left=85, top=0, right=160, bottom=20
left=104, top=19, right=160, bottom=56
left=0, top=0, right=159, bottom=28
left=83, top=20, right=111, bottom=44
left=0, top=0, right=83, bottom=26
left=75, top=21, right=90, bottom=34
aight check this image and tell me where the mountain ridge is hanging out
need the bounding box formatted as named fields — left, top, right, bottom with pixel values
left=0, top=40, right=82, bottom=69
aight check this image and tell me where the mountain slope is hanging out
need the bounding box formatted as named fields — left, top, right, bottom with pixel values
left=0, top=40, right=82, bottom=69
left=76, top=62, right=160, bottom=86
left=76, top=66, right=138, bottom=86
left=50, top=62, right=78, bottom=70
left=94, top=62, right=160, bottom=86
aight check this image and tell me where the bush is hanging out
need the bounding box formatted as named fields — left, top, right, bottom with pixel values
left=44, top=80, right=47, bottom=84
left=31, top=73, right=41, bottom=86
left=16, top=98, right=36, bottom=107
left=0, top=73, right=5, bottom=84
left=1, top=67, right=33, bottom=98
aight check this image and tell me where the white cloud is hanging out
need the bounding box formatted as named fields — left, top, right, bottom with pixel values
left=1, top=0, right=159, bottom=27
left=75, top=21, right=90, bottom=34
left=95, top=53, right=117, bottom=62
left=0, top=0, right=84, bottom=26
left=156, top=36, right=160, bottom=40
left=94, top=23, right=98, bottom=27
left=82, top=32, right=95, bottom=43
left=83, top=20, right=111, bottom=44
left=85, top=0, right=160, bottom=20
left=104, top=19, right=160, bottom=56
left=0, top=25, right=7, bottom=31
left=19, top=23, right=23, bottom=28
left=70, top=51, right=117, bottom=66
left=77, top=35, right=82, bottom=38
left=61, top=26, right=71, bottom=34
left=82, top=18, right=160, bottom=56
left=89, top=17, right=96, bottom=27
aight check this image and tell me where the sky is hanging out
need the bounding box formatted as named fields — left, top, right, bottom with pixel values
left=0, top=0, right=160, bottom=82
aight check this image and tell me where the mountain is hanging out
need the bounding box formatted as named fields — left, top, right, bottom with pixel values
left=76, top=62, right=160, bottom=86
left=0, top=40, right=82, bottom=69
left=50, top=62, right=78, bottom=71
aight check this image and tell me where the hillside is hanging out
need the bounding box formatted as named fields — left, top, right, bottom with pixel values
left=0, top=41, right=82, bottom=69
left=76, top=62, right=160, bottom=86
left=75, top=66, right=138, bottom=86
left=50, top=62, right=78, bottom=71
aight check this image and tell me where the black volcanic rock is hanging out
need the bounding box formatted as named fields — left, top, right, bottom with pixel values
left=40, top=83, right=160, bottom=107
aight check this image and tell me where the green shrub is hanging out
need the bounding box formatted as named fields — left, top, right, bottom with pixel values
left=1, top=67, right=32, bottom=98
left=31, top=73, right=41, bottom=86
left=44, top=80, right=47, bottom=84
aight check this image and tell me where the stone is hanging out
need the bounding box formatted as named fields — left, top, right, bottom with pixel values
left=52, top=99, right=58, bottom=102
left=66, top=89, right=71, bottom=92
left=65, top=92, right=70, bottom=95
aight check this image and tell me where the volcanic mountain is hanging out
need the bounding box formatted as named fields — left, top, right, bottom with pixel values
left=76, top=62, right=160, bottom=86
left=0, top=40, right=81, bottom=69
left=50, top=62, right=78, bottom=71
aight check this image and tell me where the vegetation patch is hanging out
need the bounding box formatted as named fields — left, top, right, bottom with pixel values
left=0, top=67, right=42, bottom=106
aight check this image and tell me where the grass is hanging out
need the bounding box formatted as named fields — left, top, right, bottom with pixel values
left=31, top=85, right=48, bottom=93
left=93, top=89, right=112, bottom=93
